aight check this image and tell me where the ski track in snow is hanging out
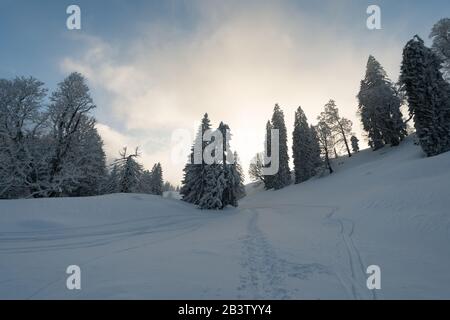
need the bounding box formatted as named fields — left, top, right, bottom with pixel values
left=0, top=214, right=207, bottom=254
left=237, top=203, right=376, bottom=300
left=0, top=199, right=377, bottom=299
left=325, top=207, right=377, bottom=300
left=0, top=211, right=214, bottom=299
left=238, top=209, right=290, bottom=299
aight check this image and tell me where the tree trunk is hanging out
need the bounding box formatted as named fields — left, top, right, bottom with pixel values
left=324, top=149, right=333, bottom=174
left=339, top=122, right=352, bottom=157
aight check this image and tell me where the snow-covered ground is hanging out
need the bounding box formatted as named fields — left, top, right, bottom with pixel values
left=1, top=136, right=449, bottom=299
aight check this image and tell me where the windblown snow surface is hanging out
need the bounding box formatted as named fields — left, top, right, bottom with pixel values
left=1, top=137, right=449, bottom=299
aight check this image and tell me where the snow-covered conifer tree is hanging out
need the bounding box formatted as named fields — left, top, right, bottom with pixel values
left=138, top=169, right=152, bottom=194
left=66, top=116, right=107, bottom=196
left=217, top=122, right=234, bottom=207
left=230, top=151, right=246, bottom=202
left=292, top=106, right=313, bottom=184
left=105, top=164, right=120, bottom=194
left=358, top=56, right=406, bottom=149
left=198, top=164, right=226, bottom=210
left=114, top=147, right=143, bottom=193
left=150, top=163, right=163, bottom=196
left=430, top=18, right=450, bottom=81
left=351, top=135, right=360, bottom=153
left=180, top=113, right=211, bottom=204
left=400, top=36, right=450, bottom=156
left=270, top=104, right=291, bottom=189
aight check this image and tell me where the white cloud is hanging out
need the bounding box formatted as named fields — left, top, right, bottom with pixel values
left=61, top=1, right=405, bottom=184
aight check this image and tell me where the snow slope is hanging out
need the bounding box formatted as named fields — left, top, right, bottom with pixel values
left=0, top=136, right=449, bottom=299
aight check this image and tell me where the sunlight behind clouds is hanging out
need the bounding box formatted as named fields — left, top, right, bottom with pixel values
left=60, top=1, right=405, bottom=184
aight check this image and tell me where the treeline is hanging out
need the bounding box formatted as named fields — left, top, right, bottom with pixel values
left=249, top=18, right=450, bottom=190
left=248, top=100, right=359, bottom=189
left=180, top=114, right=246, bottom=210
left=0, top=72, right=170, bottom=199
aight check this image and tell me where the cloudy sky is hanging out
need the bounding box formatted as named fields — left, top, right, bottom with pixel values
left=1, top=0, right=448, bottom=184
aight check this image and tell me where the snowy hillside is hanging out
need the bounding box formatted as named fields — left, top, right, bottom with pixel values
left=0, top=136, right=449, bottom=299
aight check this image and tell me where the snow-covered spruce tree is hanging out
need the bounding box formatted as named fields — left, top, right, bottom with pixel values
left=351, top=135, right=360, bottom=153
left=217, top=121, right=234, bottom=208
left=46, top=72, right=97, bottom=197
left=230, top=151, right=246, bottom=201
left=271, top=104, right=291, bottom=190
left=321, top=100, right=353, bottom=157
left=399, top=35, right=450, bottom=157
left=315, top=120, right=334, bottom=174
left=150, top=163, right=163, bottom=196
left=183, top=117, right=244, bottom=210
left=139, top=170, right=152, bottom=194
left=200, top=123, right=243, bottom=209
left=309, top=125, right=323, bottom=174
left=0, top=77, right=47, bottom=199
left=262, top=120, right=275, bottom=190
left=430, top=18, right=450, bottom=81
left=198, top=164, right=226, bottom=210
left=358, top=56, right=406, bottom=150
left=180, top=113, right=211, bottom=204
left=105, top=164, right=121, bottom=194
left=65, top=116, right=107, bottom=197
left=292, top=106, right=313, bottom=184
left=114, top=147, right=143, bottom=193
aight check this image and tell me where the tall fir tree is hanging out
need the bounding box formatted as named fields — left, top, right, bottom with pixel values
left=114, top=147, right=143, bottom=193
left=292, top=106, right=313, bottom=184
left=198, top=164, right=226, bottom=210
left=182, top=115, right=244, bottom=209
left=66, top=116, right=107, bottom=197
left=105, top=164, right=120, bottom=194
left=218, top=122, right=234, bottom=208
left=400, top=35, right=450, bottom=156
left=430, top=18, right=450, bottom=82
left=231, top=151, right=246, bottom=201
left=358, top=56, right=406, bottom=150
left=139, top=169, right=153, bottom=194
left=150, top=163, right=163, bottom=196
left=271, top=104, right=291, bottom=189
left=180, top=113, right=211, bottom=204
